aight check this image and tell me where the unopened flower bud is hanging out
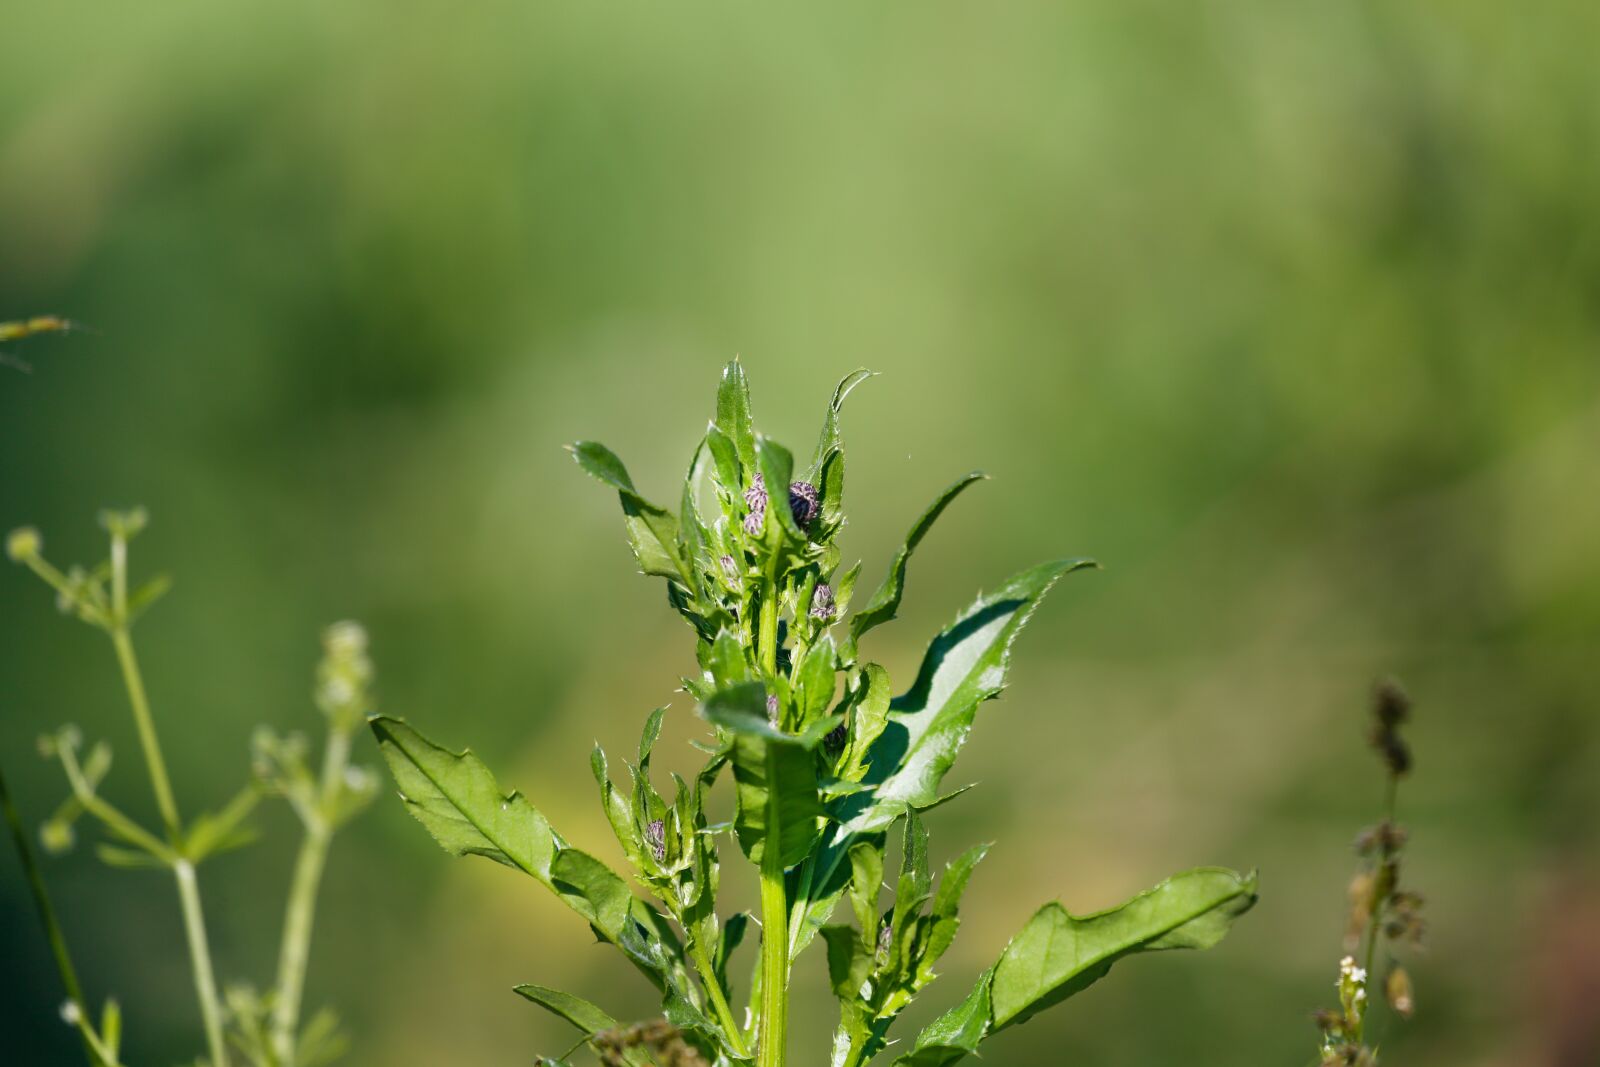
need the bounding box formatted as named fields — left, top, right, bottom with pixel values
left=787, top=481, right=819, bottom=529
left=809, top=583, right=836, bottom=621
left=323, top=620, right=368, bottom=658
left=6, top=526, right=40, bottom=562
left=59, top=999, right=81, bottom=1026
left=40, top=819, right=74, bottom=854
left=719, top=555, right=739, bottom=583
left=742, top=474, right=768, bottom=537
left=766, top=694, right=780, bottom=724
left=645, top=819, right=666, bottom=864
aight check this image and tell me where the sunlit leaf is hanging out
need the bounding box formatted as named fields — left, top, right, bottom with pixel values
left=989, top=866, right=1259, bottom=1029
left=569, top=441, right=693, bottom=590
left=839, top=559, right=1096, bottom=835
left=851, top=473, right=985, bottom=643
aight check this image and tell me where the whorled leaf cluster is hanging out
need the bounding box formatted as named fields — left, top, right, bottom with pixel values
left=373, top=362, right=1257, bottom=1067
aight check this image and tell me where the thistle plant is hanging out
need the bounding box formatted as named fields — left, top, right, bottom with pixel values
left=1312, top=680, right=1425, bottom=1067
left=5, top=513, right=377, bottom=1067
left=371, top=362, right=1259, bottom=1067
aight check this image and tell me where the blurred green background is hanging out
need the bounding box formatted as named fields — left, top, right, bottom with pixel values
left=4, top=1, right=1598, bottom=1065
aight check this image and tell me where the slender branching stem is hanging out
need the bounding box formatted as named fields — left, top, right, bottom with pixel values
left=689, top=938, right=749, bottom=1060
left=105, top=534, right=229, bottom=1067
left=1, top=760, right=111, bottom=1067
left=109, top=628, right=181, bottom=837
left=58, top=745, right=174, bottom=863
left=174, top=859, right=229, bottom=1067
left=270, top=727, right=351, bottom=1063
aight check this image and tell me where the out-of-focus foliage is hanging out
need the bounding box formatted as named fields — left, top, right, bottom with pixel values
left=2, top=2, right=1597, bottom=1065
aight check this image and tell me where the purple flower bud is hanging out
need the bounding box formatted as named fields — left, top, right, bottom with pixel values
left=645, top=819, right=666, bottom=864
left=742, top=473, right=767, bottom=537
left=719, top=555, right=739, bottom=582
left=809, top=583, right=836, bottom=622
left=787, top=481, right=820, bottom=529
left=766, top=694, right=780, bottom=724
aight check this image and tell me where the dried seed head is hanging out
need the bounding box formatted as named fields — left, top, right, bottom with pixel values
left=1368, top=677, right=1413, bottom=777
left=742, top=473, right=768, bottom=537
left=787, top=481, right=820, bottom=528
left=645, top=819, right=666, bottom=864
left=1373, top=678, right=1411, bottom=728
left=1385, top=965, right=1415, bottom=1019
left=810, top=583, right=836, bottom=621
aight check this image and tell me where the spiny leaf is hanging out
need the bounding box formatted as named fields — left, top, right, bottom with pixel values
left=851, top=473, right=986, bottom=643
left=569, top=441, right=692, bottom=590
left=515, top=986, right=652, bottom=1067
left=809, top=368, right=875, bottom=534
left=371, top=717, right=559, bottom=878
left=822, top=925, right=873, bottom=998
left=890, top=968, right=993, bottom=1067
left=990, top=866, right=1259, bottom=1030
left=371, top=717, right=674, bottom=987
left=703, top=682, right=824, bottom=866
left=808, top=368, right=875, bottom=478
left=514, top=984, right=623, bottom=1035
left=716, top=359, right=757, bottom=475
left=838, top=559, right=1097, bottom=835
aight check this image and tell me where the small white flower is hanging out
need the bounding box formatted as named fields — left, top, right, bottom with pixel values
left=59, top=999, right=81, bottom=1026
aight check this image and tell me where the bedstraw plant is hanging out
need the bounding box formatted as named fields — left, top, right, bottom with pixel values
left=5, top=512, right=377, bottom=1067
left=371, top=362, right=1259, bottom=1067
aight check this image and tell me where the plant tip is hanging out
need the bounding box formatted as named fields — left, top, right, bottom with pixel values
left=6, top=525, right=41, bottom=561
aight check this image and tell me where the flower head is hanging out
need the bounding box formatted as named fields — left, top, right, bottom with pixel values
left=742, top=474, right=768, bottom=537
left=787, top=481, right=820, bottom=529
left=810, top=582, right=836, bottom=622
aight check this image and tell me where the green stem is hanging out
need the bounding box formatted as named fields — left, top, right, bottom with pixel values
left=107, top=608, right=227, bottom=1067
left=175, top=860, right=229, bottom=1067
left=1, top=761, right=106, bottom=1067
left=109, top=628, right=180, bottom=837
left=270, top=728, right=351, bottom=1063
left=758, top=837, right=789, bottom=1067
left=758, top=583, right=779, bottom=680
left=690, top=938, right=749, bottom=1060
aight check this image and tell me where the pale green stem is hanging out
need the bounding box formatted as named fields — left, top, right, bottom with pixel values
left=270, top=727, right=351, bottom=1063
left=690, top=938, right=750, bottom=1060
left=758, top=835, right=789, bottom=1067
left=109, top=629, right=180, bottom=837
left=105, top=544, right=227, bottom=1067
left=175, top=860, right=229, bottom=1067
left=755, top=557, right=788, bottom=1067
